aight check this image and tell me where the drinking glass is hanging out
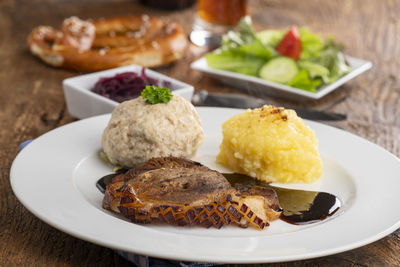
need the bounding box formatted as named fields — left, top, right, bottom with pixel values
left=190, top=0, right=249, bottom=46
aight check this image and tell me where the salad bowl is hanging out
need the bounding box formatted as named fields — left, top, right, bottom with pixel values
left=192, top=18, right=372, bottom=101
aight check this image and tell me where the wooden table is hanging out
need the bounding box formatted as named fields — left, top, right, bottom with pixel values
left=1, top=0, right=399, bottom=266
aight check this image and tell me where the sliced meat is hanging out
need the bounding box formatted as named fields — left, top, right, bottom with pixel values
left=111, top=156, right=203, bottom=183
left=103, top=157, right=282, bottom=229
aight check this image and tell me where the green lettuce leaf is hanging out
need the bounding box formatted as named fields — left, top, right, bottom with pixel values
left=220, top=16, right=274, bottom=59
left=208, top=16, right=272, bottom=75
left=329, top=52, right=351, bottom=82
left=299, top=28, right=324, bottom=60
left=314, top=40, right=351, bottom=83
left=288, top=69, right=321, bottom=92
left=236, top=16, right=257, bottom=43
left=205, top=49, right=266, bottom=76
left=235, top=39, right=274, bottom=59
left=221, top=16, right=256, bottom=48
left=298, top=61, right=330, bottom=83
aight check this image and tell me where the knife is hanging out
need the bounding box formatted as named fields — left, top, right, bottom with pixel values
left=192, top=90, right=347, bottom=121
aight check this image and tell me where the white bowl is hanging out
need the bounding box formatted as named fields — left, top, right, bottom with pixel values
left=63, top=65, right=194, bottom=119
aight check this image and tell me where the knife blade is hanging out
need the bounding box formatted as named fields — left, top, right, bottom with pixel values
left=192, top=90, right=347, bottom=121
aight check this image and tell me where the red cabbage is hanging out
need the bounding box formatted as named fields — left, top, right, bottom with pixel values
left=91, top=68, right=171, bottom=103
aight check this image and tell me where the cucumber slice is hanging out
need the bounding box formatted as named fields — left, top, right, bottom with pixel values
left=259, top=57, right=299, bottom=84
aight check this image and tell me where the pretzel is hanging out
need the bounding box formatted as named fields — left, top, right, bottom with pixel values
left=27, top=15, right=187, bottom=72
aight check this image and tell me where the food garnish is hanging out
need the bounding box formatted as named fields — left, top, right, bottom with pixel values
left=205, top=16, right=352, bottom=92
left=141, top=85, right=173, bottom=104
left=217, top=105, right=322, bottom=184
left=91, top=68, right=167, bottom=103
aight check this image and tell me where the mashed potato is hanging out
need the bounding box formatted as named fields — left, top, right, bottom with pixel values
left=217, top=105, right=322, bottom=184
left=102, top=95, right=204, bottom=167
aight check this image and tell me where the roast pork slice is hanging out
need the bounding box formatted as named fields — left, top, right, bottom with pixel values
left=103, top=157, right=281, bottom=229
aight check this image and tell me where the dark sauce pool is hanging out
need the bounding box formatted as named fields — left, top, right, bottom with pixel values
left=96, top=172, right=341, bottom=225
left=223, top=173, right=341, bottom=225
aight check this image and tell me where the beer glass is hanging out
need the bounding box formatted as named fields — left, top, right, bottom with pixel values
left=190, top=0, right=249, bottom=46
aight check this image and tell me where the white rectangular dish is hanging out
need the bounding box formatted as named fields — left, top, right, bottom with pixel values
left=191, top=56, right=372, bottom=101
left=63, top=65, right=194, bottom=119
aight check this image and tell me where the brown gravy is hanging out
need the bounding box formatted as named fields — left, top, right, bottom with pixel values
left=222, top=173, right=341, bottom=225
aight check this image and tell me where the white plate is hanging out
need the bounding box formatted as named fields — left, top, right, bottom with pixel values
left=191, top=56, right=372, bottom=101
left=10, top=107, right=400, bottom=264
left=63, top=65, right=194, bottom=119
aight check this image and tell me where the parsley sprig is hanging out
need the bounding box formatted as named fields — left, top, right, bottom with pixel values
left=141, top=85, right=173, bottom=104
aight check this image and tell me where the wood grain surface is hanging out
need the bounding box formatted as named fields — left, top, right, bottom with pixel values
left=1, top=0, right=399, bottom=266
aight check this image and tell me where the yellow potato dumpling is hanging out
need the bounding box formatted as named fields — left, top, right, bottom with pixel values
left=217, top=105, right=322, bottom=184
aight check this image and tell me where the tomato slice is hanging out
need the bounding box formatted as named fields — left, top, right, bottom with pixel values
left=276, top=25, right=302, bottom=61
